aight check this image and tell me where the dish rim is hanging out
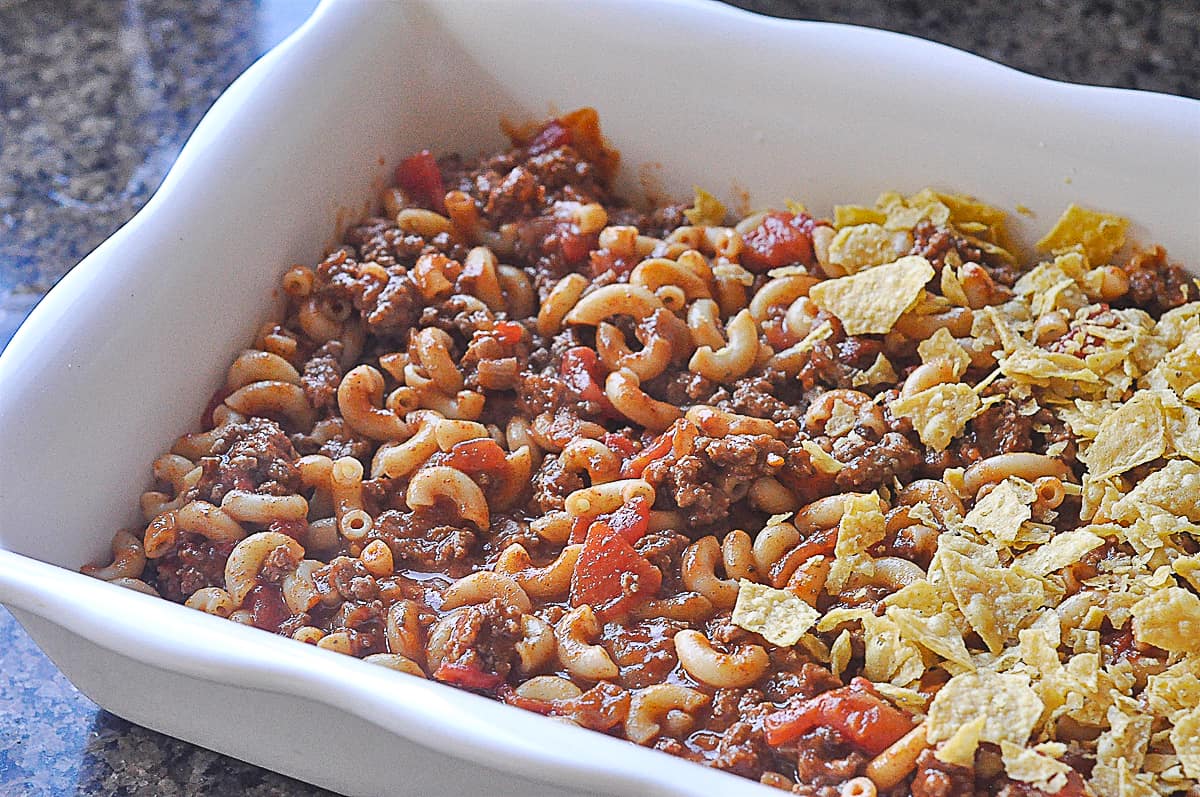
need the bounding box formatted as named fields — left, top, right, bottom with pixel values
left=1, top=1, right=1197, bottom=795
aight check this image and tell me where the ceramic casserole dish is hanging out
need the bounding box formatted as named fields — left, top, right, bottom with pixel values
left=0, top=1, right=1197, bottom=795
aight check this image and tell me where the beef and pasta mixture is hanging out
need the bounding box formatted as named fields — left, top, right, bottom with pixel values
left=86, top=110, right=1200, bottom=797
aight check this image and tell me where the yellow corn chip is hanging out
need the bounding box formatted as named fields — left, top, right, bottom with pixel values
left=833, top=204, right=886, bottom=228
left=800, top=440, right=843, bottom=474
left=827, top=493, right=887, bottom=593
left=1172, top=555, right=1200, bottom=591
left=1112, top=460, right=1200, bottom=525
left=888, top=607, right=974, bottom=669
left=790, top=320, right=835, bottom=356
left=860, top=613, right=924, bottom=685
left=1131, top=587, right=1200, bottom=654
left=809, top=255, right=935, bottom=335
left=1093, top=700, right=1154, bottom=797
left=731, top=579, right=819, bottom=647
left=963, top=477, right=1036, bottom=545
left=940, top=550, right=1045, bottom=653
left=1036, top=203, right=1129, bottom=264
left=1145, top=659, right=1200, bottom=721
left=926, top=670, right=1043, bottom=746
left=1014, top=528, right=1106, bottom=577
left=1001, top=741, right=1072, bottom=794
left=935, top=716, right=986, bottom=767
left=829, top=629, right=852, bottom=677
left=999, top=348, right=1102, bottom=386
left=683, top=186, right=726, bottom=226
left=852, top=353, right=899, bottom=387
left=889, top=383, right=981, bottom=451
left=1083, top=391, right=1168, bottom=478
left=1170, top=709, right=1200, bottom=779
left=826, top=223, right=910, bottom=274
left=917, top=327, right=972, bottom=378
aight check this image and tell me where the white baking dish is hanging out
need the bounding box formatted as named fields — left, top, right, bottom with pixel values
left=0, top=1, right=1196, bottom=795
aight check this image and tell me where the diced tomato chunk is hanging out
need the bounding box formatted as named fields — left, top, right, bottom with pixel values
left=444, top=439, right=507, bottom=473
left=395, top=149, right=446, bottom=213
left=570, top=512, right=661, bottom=620
left=764, top=677, right=913, bottom=755
left=560, top=346, right=615, bottom=415
left=491, top=320, right=525, bottom=345
left=740, top=212, right=820, bottom=273
left=603, top=432, right=638, bottom=458
left=558, top=225, right=598, bottom=264
left=621, top=421, right=682, bottom=478
left=433, top=661, right=504, bottom=691
left=568, top=495, right=651, bottom=545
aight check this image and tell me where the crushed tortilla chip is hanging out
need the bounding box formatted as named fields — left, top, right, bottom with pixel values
left=852, top=353, right=899, bottom=387
left=800, top=440, right=843, bottom=474
left=917, top=327, right=972, bottom=379
left=926, top=670, right=1043, bottom=746
left=731, top=579, right=819, bottom=647
left=1131, top=587, right=1200, bottom=654
left=1093, top=699, right=1154, bottom=797
left=1170, top=706, right=1200, bottom=778
left=1112, top=460, right=1200, bottom=526
left=683, top=186, right=726, bottom=226
left=826, top=223, right=910, bottom=274
left=860, top=613, right=925, bottom=685
left=1083, top=391, right=1168, bottom=479
left=1014, top=528, right=1106, bottom=578
left=827, top=493, right=887, bottom=592
left=1036, top=203, right=1129, bottom=264
left=963, top=477, right=1036, bottom=544
left=829, top=629, right=852, bottom=677
left=1001, top=741, right=1072, bottom=794
left=809, top=255, right=935, bottom=335
left=888, top=607, right=974, bottom=669
left=833, top=204, right=886, bottom=228
left=889, top=383, right=981, bottom=451
left=935, top=715, right=986, bottom=767
left=940, top=550, right=1045, bottom=653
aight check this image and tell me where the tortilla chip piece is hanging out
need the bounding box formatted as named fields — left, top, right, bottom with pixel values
left=731, top=579, right=819, bottom=647
left=1001, top=741, right=1072, bottom=794
left=1093, top=699, right=1154, bottom=797
left=1037, top=203, right=1129, bottom=264
left=1131, top=587, right=1200, bottom=654
left=1170, top=708, right=1200, bottom=779
left=999, top=348, right=1102, bottom=386
left=1083, top=391, right=1168, bottom=479
left=1014, top=528, right=1106, bottom=577
left=940, top=550, right=1045, bottom=653
left=889, top=383, right=981, bottom=452
left=826, top=223, right=910, bottom=274
left=829, top=629, right=852, bottom=677
left=917, top=327, right=972, bottom=378
left=1145, top=660, right=1200, bottom=721
left=826, top=493, right=887, bottom=592
left=963, top=477, right=1036, bottom=545
left=860, top=613, right=924, bottom=686
left=683, top=186, right=726, bottom=226
left=809, top=255, right=935, bottom=335
left=852, top=353, right=899, bottom=387
left=888, top=607, right=974, bottom=669
left=935, top=716, right=986, bottom=767
left=926, top=670, right=1043, bottom=746
left=800, top=440, right=843, bottom=474
left=1112, top=460, right=1200, bottom=525
left=833, top=204, right=887, bottom=228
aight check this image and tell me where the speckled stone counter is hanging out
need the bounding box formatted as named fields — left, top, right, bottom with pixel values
left=0, top=1, right=1196, bottom=795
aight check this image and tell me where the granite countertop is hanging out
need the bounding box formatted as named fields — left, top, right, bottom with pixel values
left=0, top=1, right=1196, bottom=795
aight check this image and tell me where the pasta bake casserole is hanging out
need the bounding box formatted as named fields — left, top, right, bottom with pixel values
left=84, top=110, right=1200, bottom=797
